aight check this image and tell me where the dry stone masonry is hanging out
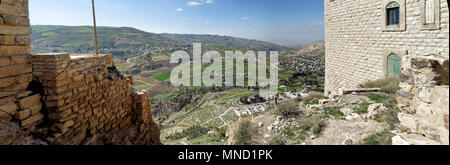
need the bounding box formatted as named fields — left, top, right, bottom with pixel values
left=1, top=0, right=42, bottom=131
left=325, top=0, right=449, bottom=145
left=394, top=55, right=449, bottom=145
left=1, top=0, right=161, bottom=145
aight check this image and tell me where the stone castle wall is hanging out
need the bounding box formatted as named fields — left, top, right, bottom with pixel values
left=1, top=0, right=161, bottom=145
left=324, top=0, right=449, bottom=95
left=1, top=0, right=43, bottom=130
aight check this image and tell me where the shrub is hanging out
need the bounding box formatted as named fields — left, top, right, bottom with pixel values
left=360, top=77, right=400, bottom=94
left=276, top=100, right=302, bottom=118
left=234, top=118, right=258, bottom=145
left=268, top=135, right=286, bottom=145
left=210, top=126, right=228, bottom=142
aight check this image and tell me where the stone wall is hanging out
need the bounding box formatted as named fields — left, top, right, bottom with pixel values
left=393, top=55, right=449, bottom=145
left=1, top=0, right=44, bottom=131
left=324, top=0, right=449, bottom=95
left=28, top=53, right=161, bottom=145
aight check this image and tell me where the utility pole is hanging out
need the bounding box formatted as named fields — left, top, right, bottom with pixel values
left=92, top=0, right=99, bottom=55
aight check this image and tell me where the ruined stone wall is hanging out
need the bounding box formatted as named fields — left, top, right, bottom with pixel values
left=30, top=53, right=161, bottom=145
left=393, top=55, right=448, bottom=145
left=1, top=0, right=44, bottom=130
left=324, top=0, right=449, bottom=95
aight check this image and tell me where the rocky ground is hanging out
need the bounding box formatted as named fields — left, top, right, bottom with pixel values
left=227, top=91, right=399, bottom=145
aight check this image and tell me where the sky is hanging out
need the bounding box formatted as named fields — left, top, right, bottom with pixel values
left=29, top=0, right=324, bottom=44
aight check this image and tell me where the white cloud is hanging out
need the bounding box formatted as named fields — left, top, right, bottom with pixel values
left=206, top=20, right=211, bottom=24
left=231, top=21, right=237, bottom=24
left=176, top=8, right=183, bottom=12
left=241, top=17, right=250, bottom=21
left=187, top=1, right=202, bottom=6
left=187, top=0, right=213, bottom=7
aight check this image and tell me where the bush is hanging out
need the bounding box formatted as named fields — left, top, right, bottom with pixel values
left=210, top=126, right=228, bottom=142
left=360, top=77, right=400, bottom=94
left=276, top=100, right=302, bottom=118
left=234, top=118, right=258, bottom=145
left=268, top=135, right=286, bottom=145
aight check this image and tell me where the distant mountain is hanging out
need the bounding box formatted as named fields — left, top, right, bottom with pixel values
left=295, top=42, right=325, bottom=58
left=159, top=33, right=288, bottom=52
left=30, top=25, right=289, bottom=57
left=283, top=40, right=324, bottom=49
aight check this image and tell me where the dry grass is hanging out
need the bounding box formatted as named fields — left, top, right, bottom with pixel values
left=298, top=114, right=328, bottom=136
left=360, top=77, right=400, bottom=94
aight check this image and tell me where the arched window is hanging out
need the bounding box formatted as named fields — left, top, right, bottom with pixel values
left=386, top=2, right=400, bottom=25
left=387, top=54, right=401, bottom=76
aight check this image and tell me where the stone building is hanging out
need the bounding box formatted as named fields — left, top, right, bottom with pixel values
left=1, top=0, right=161, bottom=145
left=324, top=0, right=449, bottom=145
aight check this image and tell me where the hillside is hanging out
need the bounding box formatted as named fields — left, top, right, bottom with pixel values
left=283, top=40, right=324, bottom=49
left=160, top=33, right=288, bottom=52
left=30, top=25, right=289, bottom=58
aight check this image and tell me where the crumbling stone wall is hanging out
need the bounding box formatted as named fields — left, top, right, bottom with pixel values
left=1, top=0, right=44, bottom=131
left=393, top=55, right=449, bottom=145
left=30, top=53, right=161, bottom=145
left=324, top=0, right=449, bottom=95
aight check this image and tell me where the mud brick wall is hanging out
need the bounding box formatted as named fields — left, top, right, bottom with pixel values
left=31, top=53, right=160, bottom=145
left=393, top=55, right=449, bottom=145
left=324, top=0, right=449, bottom=95
left=1, top=0, right=44, bottom=129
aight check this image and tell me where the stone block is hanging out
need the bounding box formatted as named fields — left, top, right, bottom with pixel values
left=0, top=64, right=31, bottom=78
left=0, top=101, right=17, bottom=115
left=1, top=15, right=19, bottom=25
left=0, top=96, right=14, bottom=105
left=14, top=109, right=30, bottom=120
left=18, top=94, right=41, bottom=109
left=0, top=45, right=31, bottom=56
left=29, top=104, right=42, bottom=115
left=21, top=113, right=44, bottom=127
left=398, top=113, right=418, bottom=131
